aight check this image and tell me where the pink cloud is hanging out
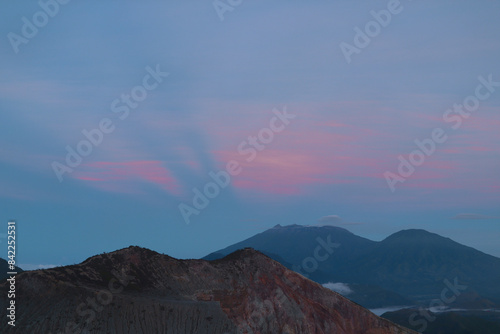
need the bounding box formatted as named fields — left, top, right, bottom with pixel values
left=213, top=149, right=331, bottom=194
left=213, top=145, right=384, bottom=195
left=185, top=99, right=498, bottom=198
left=73, top=160, right=182, bottom=196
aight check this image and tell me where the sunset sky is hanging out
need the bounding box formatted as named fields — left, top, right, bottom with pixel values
left=1, top=0, right=499, bottom=268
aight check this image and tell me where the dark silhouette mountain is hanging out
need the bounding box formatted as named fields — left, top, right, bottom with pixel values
left=343, top=284, right=413, bottom=309
left=203, top=225, right=500, bottom=308
left=345, top=229, right=500, bottom=303
left=204, top=224, right=376, bottom=279
left=0, top=246, right=416, bottom=334
left=382, top=308, right=500, bottom=334
left=0, top=258, right=23, bottom=281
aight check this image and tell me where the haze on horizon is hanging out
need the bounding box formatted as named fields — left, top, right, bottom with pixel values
left=0, top=0, right=499, bottom=268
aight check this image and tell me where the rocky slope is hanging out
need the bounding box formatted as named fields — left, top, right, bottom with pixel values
left=0, top=246, right=417, bottom=334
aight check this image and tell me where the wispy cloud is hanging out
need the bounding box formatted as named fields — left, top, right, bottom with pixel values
left=450, top=213, right=500, bottom=220
left=317, top=215, right=364, bottom=227
left=74, top=160, right=183, bottom=196
left=322, top=282, right=353, bottom=296
left=318, top=215, right=343, bottom=225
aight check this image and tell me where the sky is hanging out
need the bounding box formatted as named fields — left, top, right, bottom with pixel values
left=1, top=0, right=499, bottom=268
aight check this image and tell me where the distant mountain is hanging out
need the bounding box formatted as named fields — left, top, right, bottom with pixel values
left=382, top=308, right=500, bottom=334
left=204, top=224, right=376, bottom=280
left=345, top=229, right=500, bottom=303
left=0, top=246, right=416, bottom=334
left=203, top=225, right=500, bottom=308
left=0, top=258, right=23, bottom=281
left=339, top=283, right=413, bottom=309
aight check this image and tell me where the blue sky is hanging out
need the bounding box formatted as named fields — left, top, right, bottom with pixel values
left=1, top=0, right=499, bottom=268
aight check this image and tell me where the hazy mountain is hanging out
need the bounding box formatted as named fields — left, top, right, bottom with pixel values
left=203, top=225, right=500, bottom=308
left=382, top=308, right=500, bottom=334
left=345, top=229, right=500, bottom=303
left=339, top=283, right=413, bottom=309
left=204, top=224, right=376, bottom=279
left=0, top=246, right=416, bottom=334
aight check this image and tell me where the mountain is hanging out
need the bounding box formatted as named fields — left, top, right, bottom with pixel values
left=345, top=229, right=500, bottom=303
left=0, top=258, right=23, bottom=281
left=382, top=308, right=500, bottom=334
left=203, top=225, right=500, bottom=308
left=204, top=224, right=376, bottom=281
left=0, top=246, right=416, bottom=334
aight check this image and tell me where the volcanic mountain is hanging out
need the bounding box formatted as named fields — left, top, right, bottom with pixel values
left=0, top=246, right=416, bottom=334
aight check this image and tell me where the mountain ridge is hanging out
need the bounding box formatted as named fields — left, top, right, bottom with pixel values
left=0, top=245, right=417, bottom=334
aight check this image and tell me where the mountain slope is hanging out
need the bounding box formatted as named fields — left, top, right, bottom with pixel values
left=0, top=246, right=416, bottom=334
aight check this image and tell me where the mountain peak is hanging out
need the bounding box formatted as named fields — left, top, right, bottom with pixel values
left=394, top=228, right=433, bottom=235
left=80, top=245, right=165, bottom=267
left=383, top=229, right=446, bottom=243
left=115, top=245, right=161, bottom=256
left=214, top=247, right=273, bottom=263
left=270, top=223, right=352, bottom=233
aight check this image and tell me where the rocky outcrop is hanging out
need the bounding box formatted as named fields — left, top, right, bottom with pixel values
left=0, top=246, right=417, bottom=334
